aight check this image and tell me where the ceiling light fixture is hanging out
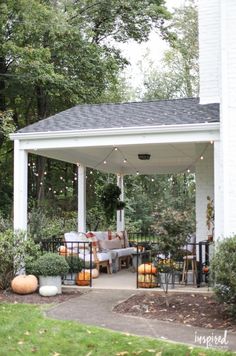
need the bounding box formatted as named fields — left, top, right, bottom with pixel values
left=138, top=153, right=151, bottom=160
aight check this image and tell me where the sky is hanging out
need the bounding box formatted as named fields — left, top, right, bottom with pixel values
left=116, top=0, right=188, bottom=94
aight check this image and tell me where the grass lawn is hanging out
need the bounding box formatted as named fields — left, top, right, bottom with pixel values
left=0, top=303, right=234, bottom=356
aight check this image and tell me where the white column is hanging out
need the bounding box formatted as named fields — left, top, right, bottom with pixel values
left=13, top=140, right=28, bottom=232
left=77, top=164, right=86, bottom=232
left=116, top=174, right=125, bottom=231
left=195, top=144, right=214, bottom=243
left=214, top=140, right=224, bottom=239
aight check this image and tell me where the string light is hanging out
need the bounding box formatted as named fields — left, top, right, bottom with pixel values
left=151, top=178, right=154, bottom=182
left=90, top=170, right=93, bottom=174
left=200, top=156, right=204, bottom=160
left=187, top=169, right=191, bottom=173
left=44, top=172, right=47, bottom=175
left=123, top=158, right=127, bottom=163
left=103, top=160, right=107, bottom=164
left=136, top=171, right=139, bottom=175
left=114, top=147, right=118, bottom=151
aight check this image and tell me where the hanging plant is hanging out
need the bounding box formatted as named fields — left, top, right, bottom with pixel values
left=100, top=183, right=125, bottom=223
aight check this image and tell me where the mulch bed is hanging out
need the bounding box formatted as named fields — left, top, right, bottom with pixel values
left=0, top=289, right=83, bottom=304
left=113, top=292, right=236, bottom=332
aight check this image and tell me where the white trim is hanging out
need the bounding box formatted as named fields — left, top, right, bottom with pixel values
left=10, top=123, right=220, bottom=141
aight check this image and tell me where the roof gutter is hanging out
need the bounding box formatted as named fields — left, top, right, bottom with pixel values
left=10, top=122, right=220, bottom=141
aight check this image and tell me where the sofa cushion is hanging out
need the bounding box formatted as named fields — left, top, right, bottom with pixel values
left=116, top=231, right=129, bottom=248
left=99, top=238, right=122, bottom=251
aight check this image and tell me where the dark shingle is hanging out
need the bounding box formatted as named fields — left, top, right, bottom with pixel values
left=18, top=98, right=220, bottom=134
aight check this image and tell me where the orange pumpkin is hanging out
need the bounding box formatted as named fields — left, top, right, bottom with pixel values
left=58, top=245, right=68, bottom=256
left=84, top=268, right=99, bottom=279
left=76, top=271, right=91, bottom=286
left=138, top=274, right=157, bottom=288
left=11, top=275, right=38, bottom=295
left=203, top=266, right=209, bottom=273
left=138, top=263, right=157, bottom=275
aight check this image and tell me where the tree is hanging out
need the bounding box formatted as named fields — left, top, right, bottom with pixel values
left=0, top=0, right=171, bottom=213
left=143, top=0, right=198, bottom=100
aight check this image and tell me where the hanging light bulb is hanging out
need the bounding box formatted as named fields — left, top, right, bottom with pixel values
left=151, top=178, right=154, bottom=182
left=49, top=187, right=52, bottom=191
left=103, top=160, right=107, bottom=164
left=90, top=170, right=93, bottom=174
left=187, top=169, right=191, bottom=173
left=114, top=147, right=118, bottom=151
left=123, top=158, right=127, bottom=163
left=200, top=156, right=204, bottom=160
left=28, top=163, right=31, bottom=167
left=44, top=171, right=47, bottom=175
left=136, top=171, right=140, bottom=175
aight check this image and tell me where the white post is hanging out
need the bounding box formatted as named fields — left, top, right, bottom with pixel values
left=13, top=140, right=28, bottom=232
left=78, top=164, right=86, bottom=232
left=195, top=144, right=214, bottom=243
left=214, top=140, right=224, bottom=240
left=116, top=174, right=125, bottom=231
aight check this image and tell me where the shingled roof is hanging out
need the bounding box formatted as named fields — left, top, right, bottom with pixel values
left=18, top=98, right=220, bottom=134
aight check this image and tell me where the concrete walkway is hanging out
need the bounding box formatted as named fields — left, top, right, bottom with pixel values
left=46, top=289, right=236, bottom=352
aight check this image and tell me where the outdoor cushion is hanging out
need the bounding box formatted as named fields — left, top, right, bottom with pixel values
left=99, top=238, right=122, bottom=251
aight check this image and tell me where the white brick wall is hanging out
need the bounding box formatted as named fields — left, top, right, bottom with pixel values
left=199, top=0, right=221, bottom=104
left=195, top=144, right=214, bottom=243
left=219, top=1, right=236, bottom=236
left=199, top=0, right=236, bottom=237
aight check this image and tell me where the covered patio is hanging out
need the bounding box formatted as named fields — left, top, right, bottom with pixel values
left=10, top=98, right=220, bottom=244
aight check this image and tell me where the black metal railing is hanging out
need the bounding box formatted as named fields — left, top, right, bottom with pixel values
left=41, top=239, right=93, bottom=286
left=41, top=233, right=213, bottom=289
left=133, top=240, right=212, bottom=289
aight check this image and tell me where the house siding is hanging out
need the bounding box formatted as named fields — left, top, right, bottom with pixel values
left=199, top=0, right=221, bottom=104
left=219, top=0, right=236, bottom=236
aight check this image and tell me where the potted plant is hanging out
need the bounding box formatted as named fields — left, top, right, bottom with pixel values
left=31, top=253, right=69, bottom=294
left=206, top=196, right=214, bottom=242
left=63, top=255, right=83, bottom=285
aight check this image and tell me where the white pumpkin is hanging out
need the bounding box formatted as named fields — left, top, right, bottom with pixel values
left=39, top=285, right=58, bottom=297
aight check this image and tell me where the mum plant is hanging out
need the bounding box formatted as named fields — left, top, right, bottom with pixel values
left=31, top=253, right=69, bottom=277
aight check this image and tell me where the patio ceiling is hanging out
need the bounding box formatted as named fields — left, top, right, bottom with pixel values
left=28, top=141, right=211, bottom=175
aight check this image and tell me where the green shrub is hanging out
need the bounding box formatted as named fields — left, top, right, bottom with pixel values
left=211, top=235, right=236, bottom=317
left=65, top=255, right=83, bottom=273
left=0, top=230, right=41, bottom=290
left=31, top=253, right=69, bottom=276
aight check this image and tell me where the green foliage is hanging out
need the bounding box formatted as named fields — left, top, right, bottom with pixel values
left=0, top=229, right=40, bottom=290
left=65, top=255, right=83, bottom=273
left=151, top=208, right=193, bottom=257
left=100, top=183, right=123, bottom=224
left=31, top=252, right=69, bottom=276
left=211, top=236, right=236, bottom=317
left=143, top=0, right=198, bottom=100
